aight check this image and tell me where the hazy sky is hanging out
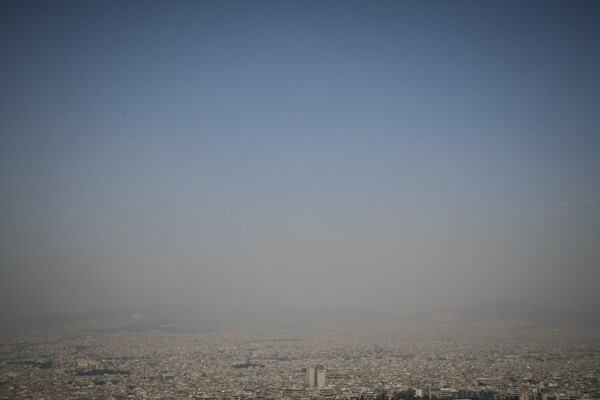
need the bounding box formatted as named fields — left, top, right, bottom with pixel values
left=1, top=1, right=599, bottom=321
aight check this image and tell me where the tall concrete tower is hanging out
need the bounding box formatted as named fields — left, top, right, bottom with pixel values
left=306, top=365, right=326, bottom=388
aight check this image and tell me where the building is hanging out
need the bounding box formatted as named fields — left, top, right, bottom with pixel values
left=306, top=366, right=326, bottom=388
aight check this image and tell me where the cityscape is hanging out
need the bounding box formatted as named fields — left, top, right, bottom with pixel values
left=1, top=312, right=599, bottom=400
left=1, top=1, right=599, bottom=400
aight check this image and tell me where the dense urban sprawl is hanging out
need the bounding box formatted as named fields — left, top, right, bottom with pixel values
left=1, top=319, right=598, bottom=400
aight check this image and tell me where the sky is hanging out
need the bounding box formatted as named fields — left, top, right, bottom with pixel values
left=1, top=1, right=599, bottom=322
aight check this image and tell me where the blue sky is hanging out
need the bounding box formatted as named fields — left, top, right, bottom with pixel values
left=1, top=1, right=599, bottom=320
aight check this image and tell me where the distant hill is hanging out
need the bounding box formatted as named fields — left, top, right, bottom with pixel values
left=463, top=301, right=600, bottom=327
left=1, top=301, right=598, bottom=333
left=409, top=301, right=600, bottom=328
left=0, top=305, right=222, bottom=333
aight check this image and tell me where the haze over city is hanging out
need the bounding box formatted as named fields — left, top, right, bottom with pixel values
left=1, top=0, right=599, bottom=326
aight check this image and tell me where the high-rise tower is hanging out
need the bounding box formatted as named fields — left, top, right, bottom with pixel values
left=305, top=365, right=326, bottom=387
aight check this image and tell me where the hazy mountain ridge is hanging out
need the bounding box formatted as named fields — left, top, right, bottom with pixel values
left=408, top=301, right=600, bottom=328
left=453, top=301, right=600, bottom=328
left=2, top=302, right=598, bottom=333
